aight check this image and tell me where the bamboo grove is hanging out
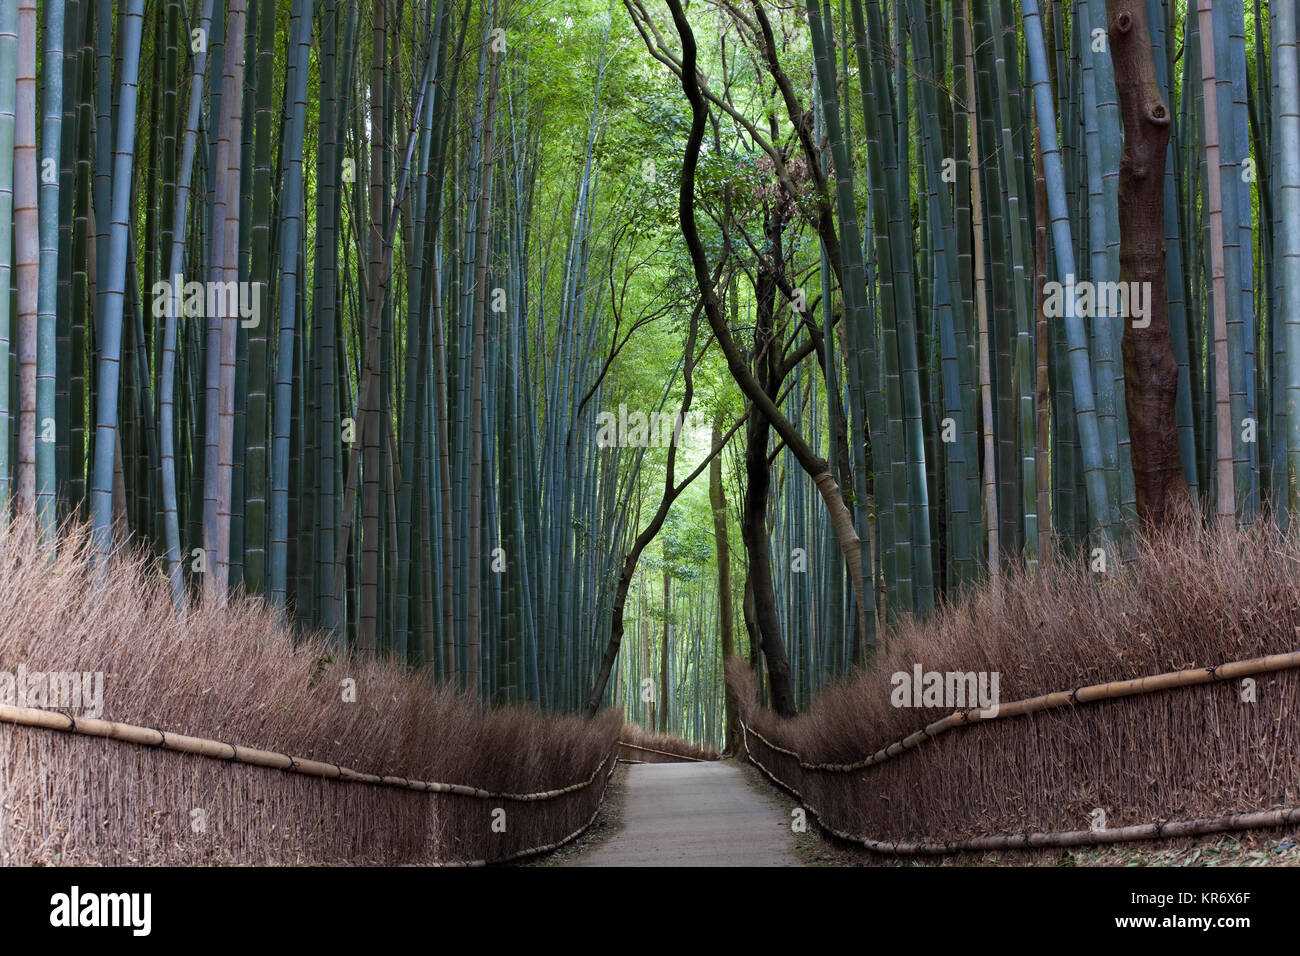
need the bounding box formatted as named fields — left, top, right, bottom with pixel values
left=0, top=0, right=1296, bottom=744
left=0, top=0, right=658, bottom=711
left=628, top=0, right=1300, bottom=722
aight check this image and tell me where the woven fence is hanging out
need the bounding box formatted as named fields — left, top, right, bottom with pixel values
left=736, top=650, right=1300, bottom=854
left=0, top=704, right=618, bottom=866
left=0, top=518, right=624, bottom=866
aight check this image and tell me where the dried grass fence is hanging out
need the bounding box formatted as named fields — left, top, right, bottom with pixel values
left=0, top=518, right=620, bottom=865
left=617, top=725, right=720, bottom=763
left=732, top=523, right=1300, bottom=856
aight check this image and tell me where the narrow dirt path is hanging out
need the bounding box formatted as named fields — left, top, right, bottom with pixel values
left=566, top=761, right=802, bottom=867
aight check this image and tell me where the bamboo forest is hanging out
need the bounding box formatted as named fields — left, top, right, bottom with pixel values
left=1, top=0, right=1299, bottom=883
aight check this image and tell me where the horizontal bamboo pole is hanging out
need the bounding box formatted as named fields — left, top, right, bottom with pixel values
left=740, top=721, right=1300, bottom=855
left=745, top=649, right=1300, bottom=773
left=435, top=752, right=620, bottom=867
left=616, top=739, right=710, bottom=762
left=0, top=703, right=615, bottom=802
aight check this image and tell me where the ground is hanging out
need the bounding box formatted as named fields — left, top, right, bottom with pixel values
left=550, top=759, right=801, bottom=866
left=528, top=756, right=1300, bottom=867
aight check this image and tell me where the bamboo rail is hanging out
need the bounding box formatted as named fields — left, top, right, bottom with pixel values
left=433, top=752, right=620, bottom=867
left=616, top=740, right=711, bottom=762
left=747, top=649, right=1300, bottom=773
left=738, top=647, right=1300, bottom=854
left=0, top=703, right=613, bottom=801
left=740, top=720, right=1300, bottom=854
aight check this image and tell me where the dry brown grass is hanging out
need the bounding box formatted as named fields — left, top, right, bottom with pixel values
left=618, top=724, right=720, bottom=762
left=732, top=522, right=1300, bottom=850
left=0, top=517, right=620, bottom=865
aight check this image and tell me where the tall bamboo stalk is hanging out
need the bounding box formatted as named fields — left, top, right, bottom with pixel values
left=13, top=0, right=36, bottom=511
left=35, top=0, right=64, bottom=540
left=1277, top=0, right=1300, bottom=506
left=89, top=0, right=146, bottom=561
left=1196, top=0, right=1237, bottom=528
left=0, top=1, right=17, bottom=513
left=964, top=0, right=999, bottom=594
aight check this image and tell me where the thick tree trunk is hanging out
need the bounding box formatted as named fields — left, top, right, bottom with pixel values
left=1107, top=0, right=1190, bottom=526
left=742, top=572, right=759, bottom=672
left=740, top=209, right=798, bottom=717
left=742, top=403, right=796, bottom=716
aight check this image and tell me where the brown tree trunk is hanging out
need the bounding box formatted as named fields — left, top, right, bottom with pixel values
left=742, top=573, right=759, bottom=670
left=743, top=404, right=795, bottom=715
left=1107, top=0, right=1191, bottom=526
left=740, top=207, right=798, bottom=717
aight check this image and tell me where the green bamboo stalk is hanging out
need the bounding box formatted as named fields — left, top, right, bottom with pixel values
left=1020, top=0, right=1116, bottom=541
left=89, top=0, right=146, bottom=561
left=1277, top=0, right=1300, bottom=508
left=269, top=0, right=313, bottom=610
left=1196, top=0, right=1237, bottom=527
left=14, top=0, right=36, bottom=511
left=0, top=2, right=16, bottom=511
left=35, top=0, right=65, bottom=540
